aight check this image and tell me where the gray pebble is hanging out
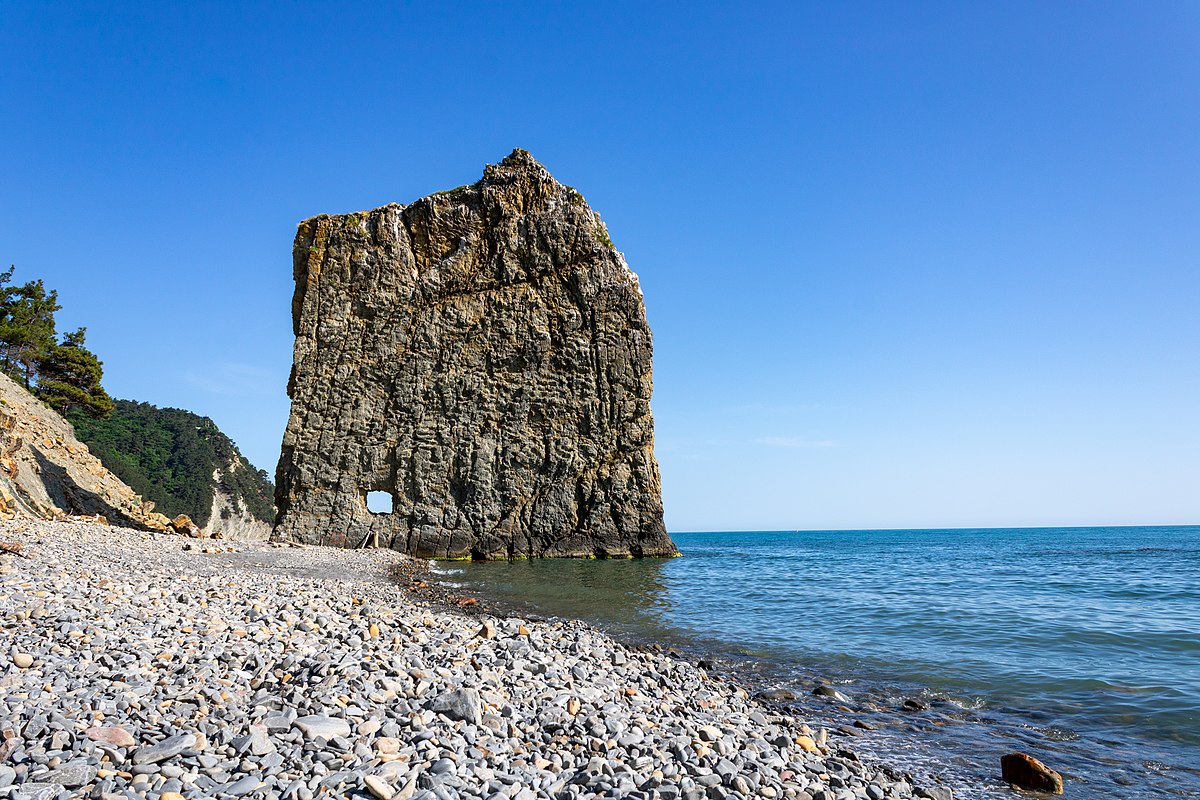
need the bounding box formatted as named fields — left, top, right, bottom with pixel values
left=0, top=520, right=949, bottom=800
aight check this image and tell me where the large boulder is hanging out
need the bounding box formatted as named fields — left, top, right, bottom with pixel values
left=274, top=150, right=676, bottom=560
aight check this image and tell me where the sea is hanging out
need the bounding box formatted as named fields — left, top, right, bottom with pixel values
left=434, top=526, right=1200, bottom=799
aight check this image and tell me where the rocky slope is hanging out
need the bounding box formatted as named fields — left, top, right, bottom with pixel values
left=0, top=372, right=172, bottom=531
left=275, top=149, right=676, bottom=560
left=70, top=400, right=274, bottom=541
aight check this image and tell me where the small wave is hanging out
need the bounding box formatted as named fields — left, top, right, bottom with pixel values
left=943, top=695, right=989, bottom=711
left=1041, top=726, right=1081, bottom=742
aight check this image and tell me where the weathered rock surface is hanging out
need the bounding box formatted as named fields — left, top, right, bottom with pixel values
left=204, top=476, right=272, bottom=541
left=274, top=149, right=676, bottom=559
left=1001, top=752, right=1064, bottom=794
left=0, top=372, right=173, bottom=531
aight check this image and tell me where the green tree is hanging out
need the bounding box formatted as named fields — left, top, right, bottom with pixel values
left=70, top=400, right=276, bottom=526
left=0, top=267, right=116, bottom=419
left=0, top=267, right=61, bottom=387
left=34, top=327, right=115, bottom=419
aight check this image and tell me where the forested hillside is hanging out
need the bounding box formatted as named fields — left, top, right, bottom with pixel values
left=0, top=266, right=273, bottom=534
left=70, top=401, right=275, bottom=529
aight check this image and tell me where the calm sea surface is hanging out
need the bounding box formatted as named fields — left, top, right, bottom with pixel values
left=437, top=526, right=1200, bottom=799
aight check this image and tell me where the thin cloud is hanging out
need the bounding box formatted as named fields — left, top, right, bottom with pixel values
left=754, top=436, right=840, bottom=448
left=182, top=362, right=277, bottom=396
left=729, top=402, right=836, bottom=415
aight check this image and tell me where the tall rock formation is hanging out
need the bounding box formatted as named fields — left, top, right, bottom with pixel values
left=274, top=149, right=676, bottom=560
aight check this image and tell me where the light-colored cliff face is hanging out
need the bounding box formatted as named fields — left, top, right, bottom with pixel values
left=0, top=372, right=172, bottom=531
left=204, top=467, right=271, bottom=541
left=274, top=149, right=676, bottom=560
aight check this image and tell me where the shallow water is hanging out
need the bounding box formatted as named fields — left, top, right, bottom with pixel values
left=439, top=526, right=1200, bottom=799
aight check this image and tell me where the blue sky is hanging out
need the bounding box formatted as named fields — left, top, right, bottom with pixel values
left=2, top=2, right=1197, bottom=530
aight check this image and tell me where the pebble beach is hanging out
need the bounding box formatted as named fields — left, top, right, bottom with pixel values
left=0, top=520, right=950, bottom=800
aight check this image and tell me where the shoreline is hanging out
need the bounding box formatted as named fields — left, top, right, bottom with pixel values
left=1, top=520, right=953, bottom=800
left=429, top=528, right=1200, bottom=800
left=413, top=563, right=974, bottom=796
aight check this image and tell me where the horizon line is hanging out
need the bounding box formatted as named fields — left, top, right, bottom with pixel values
left=670, top=522, right=1200, bottom=535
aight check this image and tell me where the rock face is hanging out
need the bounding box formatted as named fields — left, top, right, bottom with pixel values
left=204, top=478, right=272, bottom=541
left=0, top=372, right=173, bottom=531
left=274, top=149, right=676, bottom=560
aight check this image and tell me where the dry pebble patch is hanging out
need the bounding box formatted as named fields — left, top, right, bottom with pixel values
left=0, top=520, right=950, bottom=800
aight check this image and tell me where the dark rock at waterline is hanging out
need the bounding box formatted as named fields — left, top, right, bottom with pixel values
left=813, top=685, right=850, bottom=702
left=1001, top=752, right=1064, bottom=794
left=902, top=698, right=930, bottom=711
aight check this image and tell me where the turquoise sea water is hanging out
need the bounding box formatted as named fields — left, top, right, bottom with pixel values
left=438, top=526, right=1200, bottom=799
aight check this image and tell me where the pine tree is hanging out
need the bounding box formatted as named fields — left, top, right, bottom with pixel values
left=0, top=268, right=61, bottom=388
left=34, top=327, right=115, bottom=419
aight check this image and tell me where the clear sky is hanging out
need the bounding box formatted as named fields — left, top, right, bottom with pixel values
left=2, top=2, right=1197, bottom=531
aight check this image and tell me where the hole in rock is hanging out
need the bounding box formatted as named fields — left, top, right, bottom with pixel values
left=365, top=491, right=393, bottom=514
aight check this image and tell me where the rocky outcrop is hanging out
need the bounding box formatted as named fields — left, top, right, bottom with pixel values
left=274, top=149, right=676, bottom=560
left=205, top=472, right=272, bottom=541
left=0, top=372, right=173, bottom=531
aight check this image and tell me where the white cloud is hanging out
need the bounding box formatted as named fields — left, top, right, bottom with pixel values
left=754, top=436, right=840, bottom=448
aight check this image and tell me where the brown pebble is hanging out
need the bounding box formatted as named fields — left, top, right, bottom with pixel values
left=794, top=735, right=818, bottom=753
left=85, top=726, right=136, bottom=747
left=1001, top=752, right=1064, bottom=794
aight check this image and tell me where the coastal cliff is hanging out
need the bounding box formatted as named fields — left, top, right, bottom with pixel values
left=274, top=149, right=676, bottom=559
left=0, top=371, right=172, bottom=530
